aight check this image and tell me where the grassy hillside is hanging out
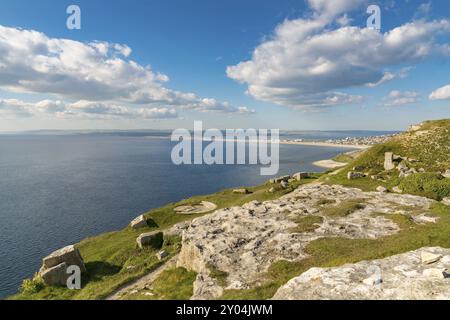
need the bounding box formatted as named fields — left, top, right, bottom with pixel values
left=324, top=119, right=450, bottom=200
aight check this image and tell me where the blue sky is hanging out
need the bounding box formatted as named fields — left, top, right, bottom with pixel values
left=0, top=0, right=449, bottom=131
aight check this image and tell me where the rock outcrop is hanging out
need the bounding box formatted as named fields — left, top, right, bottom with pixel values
left=174, top=201, right=217, bottom=215
left=136, top=231, right=164, bottom=249
left=384, top=152, right=395, bottom=171
left=130, top=215, right=148, bottom=229
left=177, top=183, right=436, bottom=299
left=272, top=247, right=450, bottom=300
left=39, top=245, right=86, bottom=286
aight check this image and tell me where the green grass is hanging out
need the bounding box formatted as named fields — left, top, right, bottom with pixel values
left=332, top=153, right=354, bottom=164
left=289, top=216, right=324, bottom=233
left=208, top=264, right=229, bottom=287
left=221, top=203, right=450, bottom=300
left=124, top=268, right=197, bottom=300
left=321, top=199, right=366, bottom=217
left=10, top=232, right=181, bottom=300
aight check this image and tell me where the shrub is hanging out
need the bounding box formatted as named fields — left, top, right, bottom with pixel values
left=398, top=173, right=450, bottom=200
left=20, top=274, right=45, bottom=295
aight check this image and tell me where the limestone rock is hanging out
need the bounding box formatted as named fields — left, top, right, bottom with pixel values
left=347, top=171, right=365, bottom=180
left=442, top=197, right=450, bottom=206
left=280, top=181, right=288, bottom=189
left=166, top=221, right=190, bottom=237
left=191, top=273, right=224, bottom=300
left=397, top=162, right=409, bottom=171
left=42, top=245, right=86, bottom=272
left=384, top=152, right=395, bottom=171
left=233, top=189, right=250, bottom=195
left=174, top=201, right=217, bottom=215
left=376, top=186, right=388, bottom=193
left=270, top=176, right=290, bottom=184
left=39, top=245, right=86, bottom=286
left=421, top=251, right=442, bottom=265
left=272, top=247, right=450, bottom=300
left=40, top=262, right=69, bottom=287
left=136, top=231, right=164, bottom=249
left=442, top=170, right=450, bottom=179
left=412, top=214, right=438, bottom=224
left=293, top=172, right=309, bottom=181
left=177, top=184, right=435, bottom=299
left=422, top=268, right=445, bottom=279
left=130, top=215, right=148, bottom=229
left=392, top=186, right=403, bottom=194
left=156, top=250, right=169, bottom=261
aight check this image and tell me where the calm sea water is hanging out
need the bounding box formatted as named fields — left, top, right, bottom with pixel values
left=0, top=131, right=394, bottom=298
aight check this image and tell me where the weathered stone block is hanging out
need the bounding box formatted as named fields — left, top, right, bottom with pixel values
left=136, top=231, right=164, bottom=249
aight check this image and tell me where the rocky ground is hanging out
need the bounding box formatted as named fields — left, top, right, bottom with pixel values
left=176, top=183, right=437, bottom=300
left=272, top=247, right=450, bottom=300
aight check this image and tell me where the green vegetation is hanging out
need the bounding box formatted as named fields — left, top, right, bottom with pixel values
left=316, top=198, right=336, bottom=206
left=321, top=199, right=366, bottom=217
left=125, top=268, right=197, bottom=300
left=332, top=153, right=354, bottom=164
left=208, top=264, right=229, bottom=287
left=324, top=119, right=450, bottom=199
left=20, top=274, right=45, bottom=295
left=289, top=216, right=324, bottom=233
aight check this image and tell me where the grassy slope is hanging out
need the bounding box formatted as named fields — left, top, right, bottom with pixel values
left=10, top=175, right=321, bottom=300
left=324, top=119, right=450, bottom=200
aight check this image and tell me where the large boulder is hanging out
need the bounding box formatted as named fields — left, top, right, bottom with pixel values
left=39, top=245, right=86, bottom=286
left=347, top=171, right=365, bottom=180
left=40, top=262, right=69, bottom=287
left=233, top=189, right=250, bottom=195
left=136, top=231, right=164, bottom=249
left=270, top=176, right=290, bottom=184
left=130, top=215, right=148, bottom=229
left=272, top=247, right=450, bottom=300
left=42, top=245, right=86, bottom=272
left=384, top=152, right=395, bottom=171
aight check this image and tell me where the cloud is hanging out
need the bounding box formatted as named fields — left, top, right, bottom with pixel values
left=382, top=90, right=419, bottom=106
left=0, top=99, right=33, bottom=118
left=181, top=98, right=255, bottom=114
left=0, top=25, right=248, bottom=115
left=429, top=84, right=450, bottom=101
left=227, top=0, right=450, bottom=109
left=0, top=98, right=178, bottom=120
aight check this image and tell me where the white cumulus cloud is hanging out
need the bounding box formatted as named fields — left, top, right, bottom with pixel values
left=226, top=0, right=450, bottom=109
left=0, top=25, right=248, bottom=115
left=429, top=84, right=450, bottom=101
left=382, top=90, right=420, bottom=107
left=0, top=98, right=178, bottom=120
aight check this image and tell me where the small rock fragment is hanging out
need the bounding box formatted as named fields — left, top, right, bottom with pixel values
left=421, top=252, right=442, bottom=265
